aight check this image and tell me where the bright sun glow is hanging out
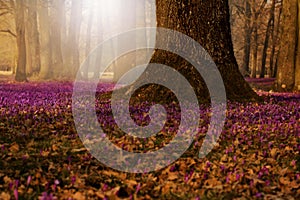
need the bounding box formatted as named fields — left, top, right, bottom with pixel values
left=99, top=0, right=121, bottom=19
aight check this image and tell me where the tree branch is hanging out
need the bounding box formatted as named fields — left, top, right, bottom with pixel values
left=0, top=11, right=9, bottom=16
left=0, top=29, right=16, bottom=37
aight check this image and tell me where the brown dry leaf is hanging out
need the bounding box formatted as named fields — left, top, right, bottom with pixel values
left=52, top=144, right=59, bottom=151
left=41, top=150, right=50, bottom=157
left=221, top=154, right=228, bottom=162
left=187, top=159, right=197, bottom=167
left=204, top=178, right=222, bottom=187
left=35, top=172, right=41, bottom=179
left=105, top=186, right=120, bottom=200
left=3, top=176, right=12, bottom=184
left=168, top=173, right=179, bottom=181
left=285, top=146, right=293, bottom=151
left=252, top=178, right=265, bottom=184
left=0, top=192, right=10, bottom=200
left=9, top=142, right=19, bottom=152
left=73, top=192, right=85, bottom=200
left=95, top=191, right=105, bottom=199
left=27, top=188, right=33, bottom=194
left=279, top=177, right=290, bottom=185
left=266, top=158, right=277, bottom=165
left=102, top=170, right=127, bottom=180
left=26, top=139, right=35, bottom=148
left=124, top=179, right=137, bottom=186
left=161, top=183, right=172, bottom=194
left=270, top=148, right=277, bottom=158
left=289, top=181, right=299, bottom=189
left=279, top=167, right=289, bottom=176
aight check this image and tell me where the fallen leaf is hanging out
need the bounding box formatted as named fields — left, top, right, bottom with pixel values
left=9, top=143, right=19, bottom=152
left=73, top=192, right=85, bottom=200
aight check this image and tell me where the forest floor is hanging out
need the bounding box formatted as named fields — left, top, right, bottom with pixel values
left=0, top=78, right=299, bottom=199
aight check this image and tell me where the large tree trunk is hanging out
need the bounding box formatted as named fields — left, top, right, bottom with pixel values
left=296, top=0, right=300, bottom=91
left=276, top=0, right=297, bottom=91
left=131, top=0, right=259, bottom=102
left=15, top=0, right=27, bottom=82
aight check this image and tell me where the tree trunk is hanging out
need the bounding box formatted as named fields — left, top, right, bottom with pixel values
left=49, top=0, right=64, bottom=78
left=83, top=1, right=94, bottom=79
left=38, top=0, right=51, bottom=79
left=260, top=0, right=275, bottom=78
left=251, top=21, right=258, bottom=78
left=131, top=0, right=259, bottom=102
left=242, top=0, right=252, bottom=76
left=276, top=0, right=297, bottom=91
left=15, top=0, right=27, bottom=82
left=25, top=0, right=40, bottom=76
left=65, top=0, right=82, bottom=79
left=295, top=0, right=300, bottom=90
left=270, top=1, right=282, bottom=78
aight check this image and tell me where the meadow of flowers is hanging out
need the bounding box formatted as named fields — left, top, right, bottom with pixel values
left=0, top=81, right=299, bottom=199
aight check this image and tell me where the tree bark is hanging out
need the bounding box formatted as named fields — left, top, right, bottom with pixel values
left=25, top=0, right=40, bottom=76
left=251, top=22, right=258, bottom=78
left=14, top=0, right=27, bottom=82
left=260, top=0, right=275, bottom=78
left=270, top=1, right=282, bottom=78
left=242, top=0, right=252, bottom=76
left=295, top=0, right=300, bottom=90
left=49, top=0, right=64, bottom=78
left=276, top=0, right=297, bottom=91
left=38, top=0, right=51, bottom=79
left=65, top=0, right=82, bottom=79
left=137, top=0, right=258, bottom=102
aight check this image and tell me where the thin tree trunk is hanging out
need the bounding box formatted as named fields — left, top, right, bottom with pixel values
left=83, top=2, right=94, bottom=79
left=242, top=0, right=252, bottom=76
left=251, top=25, right=258, bottom=78
left=260, top=0, right=275, bottom=78
left=270, top=2, right=282, bottom=78
left=38, top=0, right=51, bottom=79
left=49, top=0, right=64, bottom=79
